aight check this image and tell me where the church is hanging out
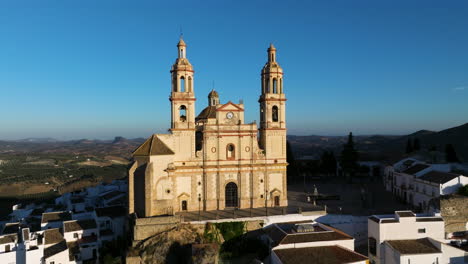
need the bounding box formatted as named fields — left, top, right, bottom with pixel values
left=128, top=39, right=288, bottom=217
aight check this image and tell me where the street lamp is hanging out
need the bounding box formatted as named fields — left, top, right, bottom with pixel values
left=198, top=194, right=201, bottom=220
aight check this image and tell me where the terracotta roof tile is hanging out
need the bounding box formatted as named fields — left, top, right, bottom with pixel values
left=274, top=245, right=368, bottom=264
left=63, top=219, right=97, bottom=232
left=44, top=228, right=64, bottom=245
left=387, top=238, right=441, bottom=254
left=402, top=164, right=430, bottom=175
left=133, top=135, right=174, bottom=156
left=41, top=211, right=72, bottom=224
left=418, top=171, right=460, bottom=184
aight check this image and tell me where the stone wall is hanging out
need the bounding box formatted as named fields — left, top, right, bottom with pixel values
left=133, top=215, right=181, bottom=242
left=439, top=194, right=468, bottom=235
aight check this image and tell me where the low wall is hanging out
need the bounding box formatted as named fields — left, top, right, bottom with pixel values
left=133, top=215, right=181, bottom=242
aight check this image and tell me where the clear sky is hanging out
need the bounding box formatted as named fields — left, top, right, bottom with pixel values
left=1, top=0, right=467, bottom=140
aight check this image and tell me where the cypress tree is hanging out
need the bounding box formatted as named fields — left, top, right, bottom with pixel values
left=405, top=138, right=413, bottom=154
left=340, top=132, right=359, bottom=179
left=445, top=144, right=460, bottom=163
left=413, top=138, right=421, bottom=151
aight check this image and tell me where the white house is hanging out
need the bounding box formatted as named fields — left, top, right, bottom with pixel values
left=368, top=211, right=446, bottom=264
left=263, top=221, right=368, bottom=264
left=384, top=159, right=467, bottom=212
left=63, top=219, right=99, bottom=262
left=94, top=206, right=126, bottom=243
left=0, top=233, right=17, bottom=264
left=43, top=228, right=70, bottom=264
left=414, top=171, right=468, bottom=212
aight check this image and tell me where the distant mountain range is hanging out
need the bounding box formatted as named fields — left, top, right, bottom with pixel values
left=1, top=123, right=467, bottom=162
left=288, top=123, right=468, bottom=162
left=0, top=136, right=146, bottom=159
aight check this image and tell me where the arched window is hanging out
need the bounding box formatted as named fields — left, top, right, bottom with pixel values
left=180, top=76, right=185, bottom=92
left=273, top=78, right=278, bottom=93
left=272, top=106, right=279, bottom=122
left=188, top=76, right=192, bottom=92
left=179, top=105, right=187, bottom=122
left=226, top=144, right=235, bottom=160
left=180, top=49, right=184, bottom=58
left=266, top=77, right=270, bottom=93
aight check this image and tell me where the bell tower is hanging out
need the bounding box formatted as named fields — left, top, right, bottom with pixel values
left=259, top=44, right=287, bottom=161
left=169, top=37, right=196, bottom=159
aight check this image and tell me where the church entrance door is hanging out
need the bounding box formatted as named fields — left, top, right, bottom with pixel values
left=225, top=182, right=238, bottom=208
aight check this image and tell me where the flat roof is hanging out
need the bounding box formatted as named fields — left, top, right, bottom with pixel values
left=387, top=238, right=441, bottom=255
left=274, top=245, right=368, bottom=264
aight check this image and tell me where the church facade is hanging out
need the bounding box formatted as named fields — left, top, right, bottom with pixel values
left=128, top=39, right=288, bottom=217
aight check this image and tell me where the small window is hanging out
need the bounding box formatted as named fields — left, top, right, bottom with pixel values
left=5, top=245, right=10, bottom=252
left=182, top=200, right=187, bottom=211
left=418, top=228, right=426, bottom=233
left=74, top=233, right=78, bottom=238
left=266, top=78, right=270, bottom=93
left=227, top=144, right=235, bottom=160
left=273, top=78, right=278, bottom=93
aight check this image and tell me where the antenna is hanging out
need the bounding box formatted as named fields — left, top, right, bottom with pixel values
left=179, top=25, right=183, bottom=39
left=212, top=80, right=215, bottom=90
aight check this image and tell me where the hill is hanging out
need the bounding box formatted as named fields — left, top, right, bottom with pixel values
left=288, top=123, right=468, bottom=162
left=0, top=136, right=145, bottom=159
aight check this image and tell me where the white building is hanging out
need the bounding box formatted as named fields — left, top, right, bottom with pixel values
left=368, top=210, right=448, bottom=264
left=63, top=219, right=99, bottom=262
left=0, top=233, right=17, bottom=264
left=263, top=221, right=368, bottom=264
left=94, top=206, right=126, bottom=243
left=414, top=171, right=468, bottom=212
left=43, top=228, right=70, bottom=264
left=384, top=159, right=468, bottom=212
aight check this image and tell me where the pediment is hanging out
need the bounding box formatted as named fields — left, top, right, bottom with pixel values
left=177, top=192, right=190, bottom=199
left=217, top=101, right=244, bottom=112
left=270, top=188, right=282, bottom=195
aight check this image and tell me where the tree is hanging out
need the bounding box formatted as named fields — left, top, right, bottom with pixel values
left=458, top=185, right=468, bottom=196
left=413, top=138, right=421, bottom=151
left=405, top=139, right=413, bottom=154
left=340, top=132, right=359, bottom=180
left=445, top=144, right=460, bottom=163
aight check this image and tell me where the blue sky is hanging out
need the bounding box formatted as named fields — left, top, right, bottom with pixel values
left=1, top=0, right=467, bottom=140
